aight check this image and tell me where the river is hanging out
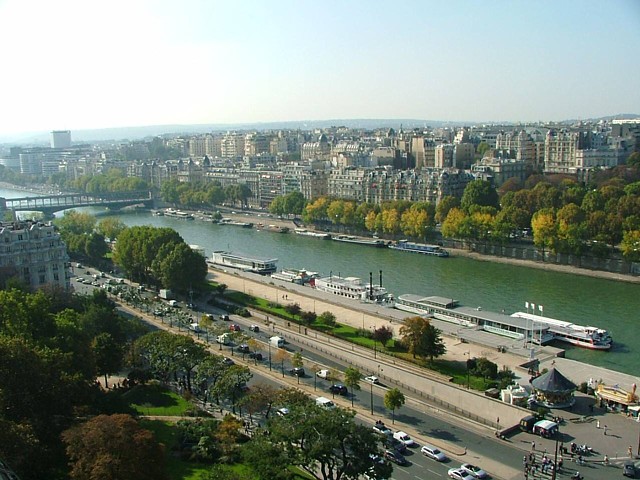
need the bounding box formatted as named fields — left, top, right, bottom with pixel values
left=2, top=186, right=638, bottom=376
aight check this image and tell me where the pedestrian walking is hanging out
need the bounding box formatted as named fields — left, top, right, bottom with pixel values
left=629, top=446, right=633, bottom=458
left=604, top=454, right=609, bottom=465
left=532, top=440, right=536, bottom=451
left=603, top=424, right=608, bottom=435
left=596, top=419, right=600, bottom=428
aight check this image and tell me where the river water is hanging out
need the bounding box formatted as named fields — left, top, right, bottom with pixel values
left=2, top=186, right=638, bottom=376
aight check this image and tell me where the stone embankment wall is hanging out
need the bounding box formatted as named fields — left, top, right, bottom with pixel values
left=443, top=239, right=640, bottom=277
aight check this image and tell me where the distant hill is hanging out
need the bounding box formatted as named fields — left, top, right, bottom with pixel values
left=2, top=115, right=638, bottom=144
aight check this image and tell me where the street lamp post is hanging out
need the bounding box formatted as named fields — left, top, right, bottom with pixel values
left=268, top=342, right=272, bottom=371
left=464, top=351, right=470, bottom=389
left=370, top=381, right=374, bottom=415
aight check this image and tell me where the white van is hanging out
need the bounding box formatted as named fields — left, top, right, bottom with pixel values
left=270, top=336, right=285, bottom=348
left=168, top=300, right=178, bottom=307
left=316, top=396, right=336, bottom=409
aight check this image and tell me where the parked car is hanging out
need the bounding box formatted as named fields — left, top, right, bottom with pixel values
left=460, top=463, right=488, bottom=479
left=448, top=468, right=475, bottom=480
left=393, top=431, right=415, bottom=447
left=222, top=357, right=234, bottom=366
left=373, top=421, right=393, bottom=436
left=237, top=344, right=250, bottom=353
left=316, top=369, right=330, bottom=379
left=364, top=375, right=380, bottom=384
left=248, top=352, right=263, bottom=360
left=276, top=407, right=289, bottom=416
left=421, top=444, right=447, bottom=461
left=249, top=324, right=260, bottom=332
left=329, top=384, right=348, bottom=395
left=289, top=367, right=305, bottom=377
left=229, top=324, right=241, bottom=331
left=384, top=437, right=408, bottom=454
left=384, top=449, right=408, bottom=465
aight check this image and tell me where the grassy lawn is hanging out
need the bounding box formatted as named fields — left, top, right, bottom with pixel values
left=221, top=285, right=497, bottom=390
left=123, top=383, right=194, bottom=416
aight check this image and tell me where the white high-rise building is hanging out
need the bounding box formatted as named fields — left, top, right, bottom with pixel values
left=50, top=130, right=71, bottom=149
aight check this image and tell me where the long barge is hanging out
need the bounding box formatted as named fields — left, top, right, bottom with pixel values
left=389, top=240, right=449, bottom=257
left=209, top=251, right=277, bottom=275
left=332, top=235, right=388, bottom=247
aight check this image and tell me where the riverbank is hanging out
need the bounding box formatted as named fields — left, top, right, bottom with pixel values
left=219, top=209, right=640, bottom=285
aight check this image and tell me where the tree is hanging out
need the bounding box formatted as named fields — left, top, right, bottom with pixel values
left=268, top=403, right=389, bottom=480
left=435, top=196, right=460, bottom=224
left=284, top=302, right=301, bottom=320
left=152, top=241, right=208, bottom=292
left=317, top=311, right=336, bottom=328
left=241, top=434, right=293, bottom=480
left=55, top=210, right=96, bottom=235
left=343, top=366, right=361, bottom=407
left=92, top=332, right=123, bottom=388
left=384, top=388, right=405, bottom=424
left=531, top=208, right=557, bottom=256
left=97, top=218, right=127, bottom=241
left=372, top=325, right=393, bottom=348
left=621, top=230, right=640, bottom=262
left=62, top=414, right=168, bottom=480
left=460, top=180, right=499, bottom=213
left=399, top=316, right=427, bottom=359
left=421, top=322, right=446, bottom=364
left=627, top=151, right=640, bottom=167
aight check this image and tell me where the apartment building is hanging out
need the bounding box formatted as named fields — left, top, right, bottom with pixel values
left=0, top=220, right=70, bottom=291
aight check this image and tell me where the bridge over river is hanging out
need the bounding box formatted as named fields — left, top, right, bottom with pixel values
left=0, top=190, right=153, bottom=216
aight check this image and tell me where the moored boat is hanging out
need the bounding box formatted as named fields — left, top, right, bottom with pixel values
left=271, top=268, right=319, bottom=284
left=332, top=234, right=387, bottom=247
left=209, top=251, right=277, bottom=275
left=219, top=218, right=253, bottom=228
left=314, top=274, right=393, bottom=303
left=164, top=208, right=194, bottom=220
left=511, top=311, right=612, bottom=350
left=294, top=228, right=331, bottom=239
left=389, top=240, right=449, bottom=257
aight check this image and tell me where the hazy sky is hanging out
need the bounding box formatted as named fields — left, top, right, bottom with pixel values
left=1, top=0, right=639, bottom=135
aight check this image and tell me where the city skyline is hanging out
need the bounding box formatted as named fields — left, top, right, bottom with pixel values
left=1, top=0, right=639, bottom=138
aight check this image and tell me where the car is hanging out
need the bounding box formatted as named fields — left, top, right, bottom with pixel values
left=248, top=352, right=263, bottom=360
left=364, top=375, right=380, bottom=384
left=384, top=449, right=408, bottom=465
left=383, top=437, right=408, bottom=454
left=76, top=277, right=84, bottom=282
left=393, top=431, right=415, bottom=447
left=221, top=314, right=230, bottom=321
left=447, top=468, right=475, bottom=480
left=237, top=344, right=251, bottom=353
left=421, top=444, right=447, bottom=461
left=623, top=461, right=637, bottom=478
left=222, top=357, right=235, bottom=366
left=249, top=324, right=260, bottom=332
left=229, top=324, right=241, bottom=331
left=186, top=302, right=196, bottom=309
left=373, top=421, right=393, bottom=436
left=460, top=463, right=488, bottom=479
left=289, top=367, right=305, bottom=377
left=153, top=310, right=164, bottom=316
left=316, top=369, right=330, bottom=379
left=329, top=384, right=348, bottom=395
left=276, top=407, right=289, bottom=416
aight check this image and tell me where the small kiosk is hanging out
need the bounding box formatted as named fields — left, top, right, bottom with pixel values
left=595, top=383, right=639, bottom=414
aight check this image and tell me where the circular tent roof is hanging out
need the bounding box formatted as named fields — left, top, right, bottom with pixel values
left=531, top=367, right=577, bottom=393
